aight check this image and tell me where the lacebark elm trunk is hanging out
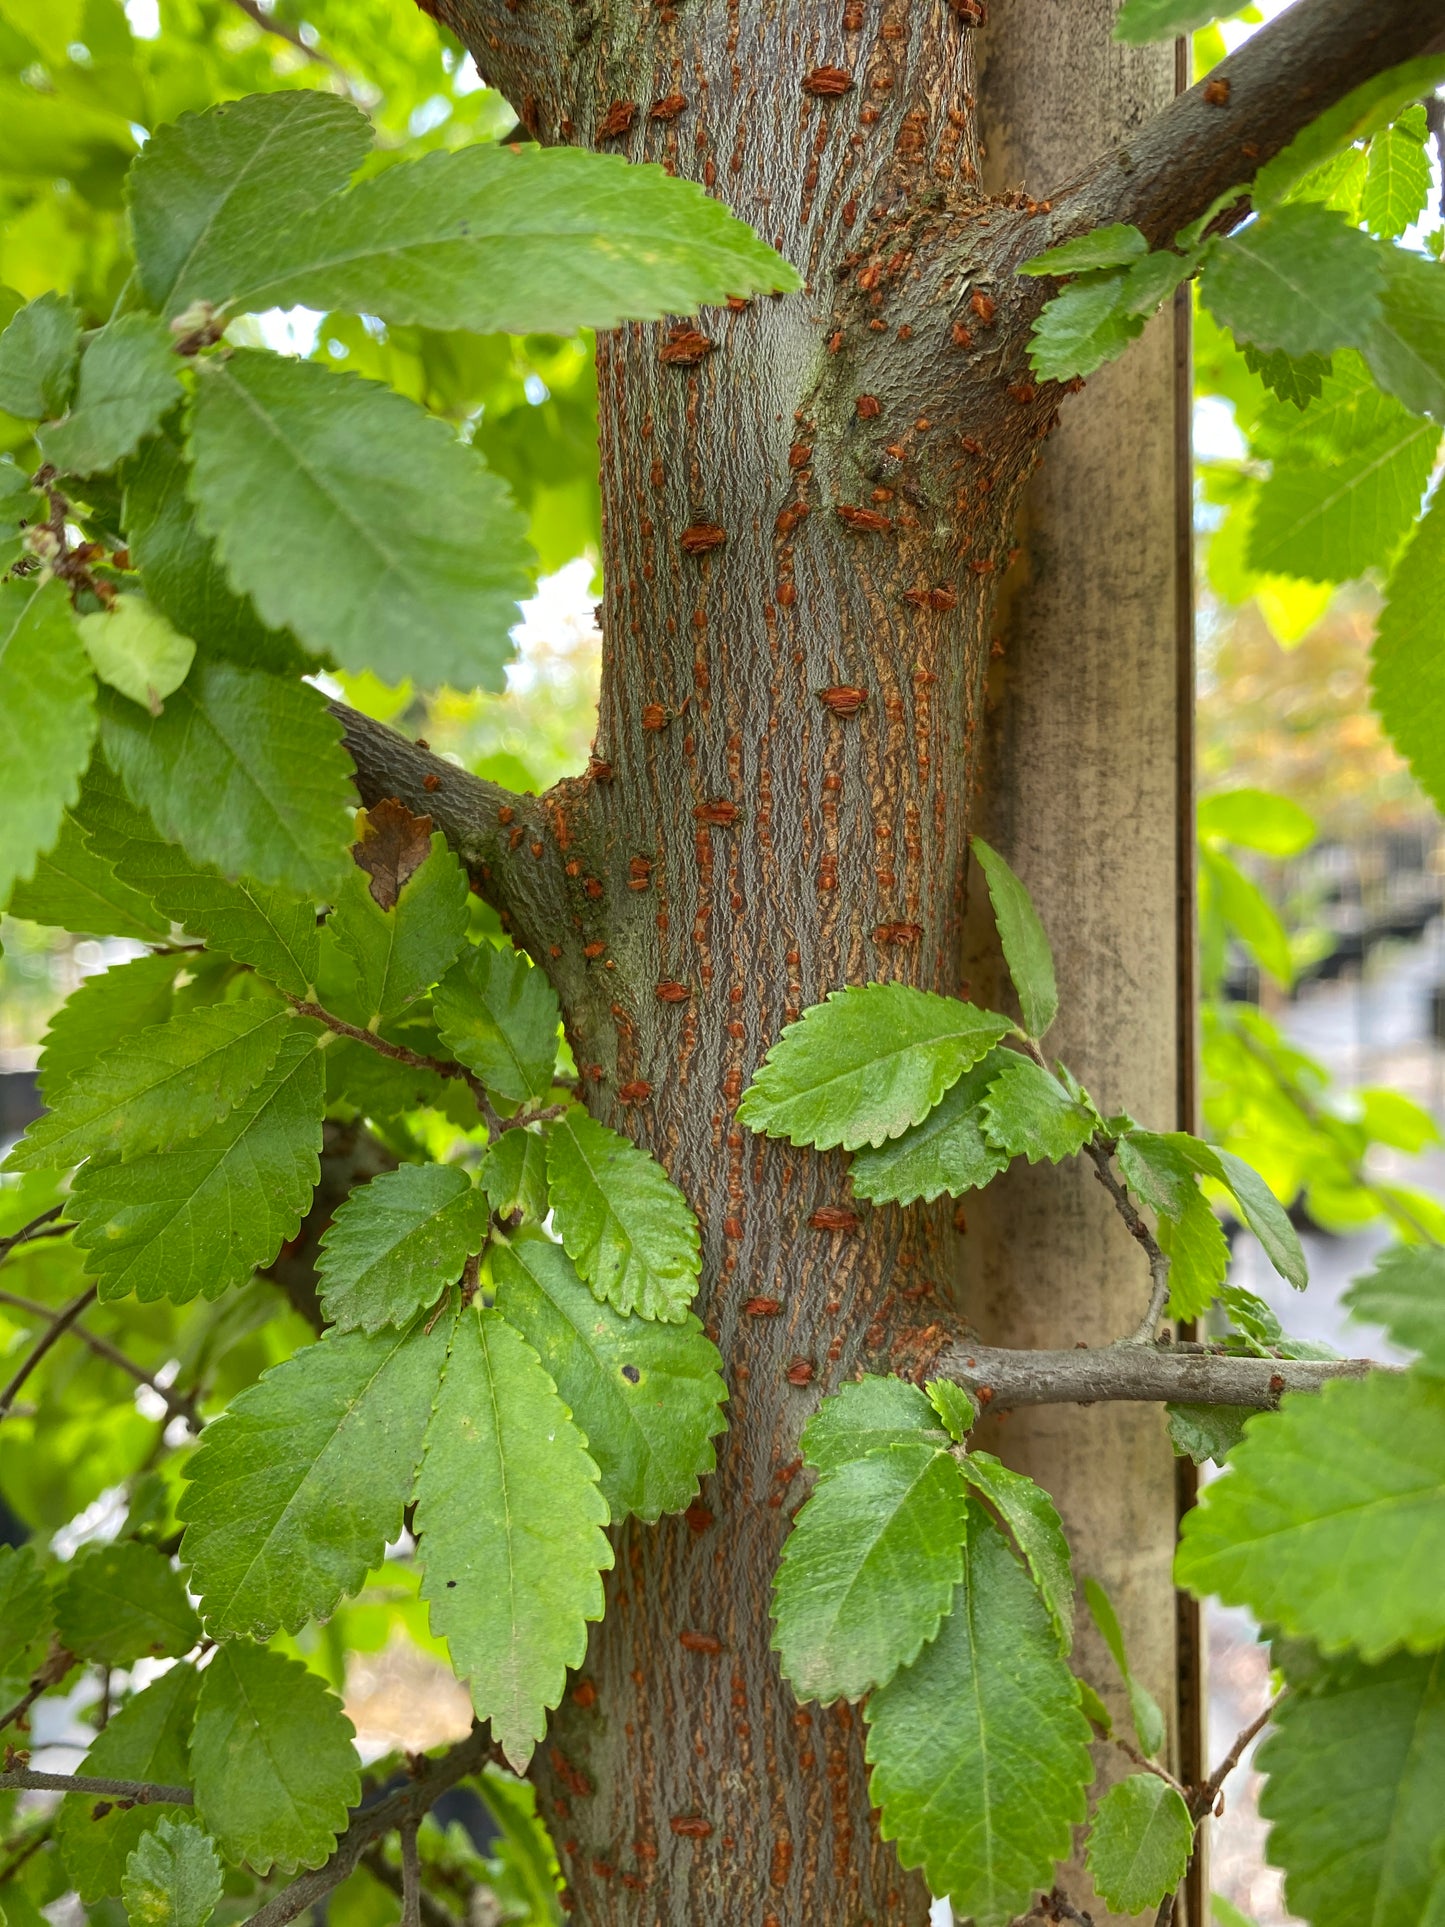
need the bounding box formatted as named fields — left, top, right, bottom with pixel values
left=338, top=0, right=1440, bottom=1919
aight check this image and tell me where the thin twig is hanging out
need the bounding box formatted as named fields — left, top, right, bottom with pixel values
left=1083, top=1140, right=1173, bottom=1342
left=1190, top=1688, right=1285, bottom=1821
left=290, top=996, right=569, bottom=1141
left=1113, top=1736, right=1189, bottom=1801
left=359, top=1844, right=459, bottom=1927
left=0, top=1768, right=191, bottom=1803
left=0, top=1288, right=195, bottom=1428
left=221, top=0, right=349, bottom=77
left=0, top=1645, right=80, bottom=1734
left=0, top=1287, right=98, bottom=1422
left=245, top=1724, right=505, bottom=1927
left=399, top=1818, right=422, bottom=1927
left=0, top=1206, right=68, bottom=1264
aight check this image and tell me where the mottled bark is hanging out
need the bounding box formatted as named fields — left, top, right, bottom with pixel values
left=336, top=0, right=1445, bottom=1918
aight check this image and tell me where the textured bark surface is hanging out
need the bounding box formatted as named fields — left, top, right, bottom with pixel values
left=331, top=0, right=1445, bottom=1920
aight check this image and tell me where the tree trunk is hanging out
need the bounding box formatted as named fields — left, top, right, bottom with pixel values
left=339, top=0, right=1440, bottom=1917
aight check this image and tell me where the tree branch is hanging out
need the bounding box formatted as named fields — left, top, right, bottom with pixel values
left=935, top=1339, right=1384, bottom=1411
left=0, top=1206, right=68, bottom=1263
left=0, top=1769, right=191, bottom=1804
left=360, top=1844, right=460, bottom=1927
left=0, top=1287, right=97, bottom=1422
left=1055, top=0, right=1445, bottom=247
left=0, top=1287, right=196, bottom=1429
left=244, top=1724, right=505, bottom=1927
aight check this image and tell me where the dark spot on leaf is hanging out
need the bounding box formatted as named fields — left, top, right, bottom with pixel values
left=622, top=1364, right=641, bottom=1383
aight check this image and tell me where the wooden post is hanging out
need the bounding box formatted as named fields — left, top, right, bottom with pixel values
left=966, top=16, right=1201, bottom=1923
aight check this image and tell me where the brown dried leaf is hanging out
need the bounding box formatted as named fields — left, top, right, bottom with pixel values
left=352, top=796, right=434, bottom=910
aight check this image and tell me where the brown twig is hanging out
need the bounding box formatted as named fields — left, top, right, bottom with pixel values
left=221, top=0, right=350, bottom=78
left=399, top=1818, right=423, bottom=1927
left=244, top=1724, right=506, bottom=1927
left=1085, top=1139, right=1173, bottom=1342
left=0, top=1287, right=196, bottom=1428
left=291, top=996, right=569, bottom=1141
left=1113, top=1735, right=1189, bottom=1802
left=360, top=1844, right=459, bottom=1927
left=0, top=1286, right=98, bottom=1422
left=935, top=1337, right=1381, bottom=1411
left=1189, top=1688, right=1285, bottom=1822
left=0, top=1645, right=79, bottom=1735
left=0, top=1768, right=192, bottom=1803
left=0, top=1206, right=68, bottom=1263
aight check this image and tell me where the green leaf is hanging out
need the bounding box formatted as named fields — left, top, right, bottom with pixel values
left=316, top=1164, right=489, bottom=1333
left=958, top=1450, right=1073, bottom=1650
left=69, top=1020, right=324, bottom=1304
left=1197, top=787, right=1316, bottom=856
left=1085, top=1774, right=1193, bottom=1915
left=1364, top=245, right=1445, bottom=427
left=1018, top=223, right=1148, bottom=276
left=1213, top=1148, right=1307, bottom=1290
left=972, top=838, right=1058, bottom=1038
left=1166, top=1402, right=1249, bottom=1465
left=772, top=1443, right=967, bottom=1704
left=78, top=597, right=196, bottom=710
left=866, top=1505, right=1094, bottom=1926
left=324, top=837, right=470, bottom=1027
left=228, top=143, right=800, bottom=333
left=1375, top=489, right=1445, bottom=812
left=187, top=350, right=534, bottom=692
left=481, top=1127, right=549, bottom=1220
left=926, top=1379, right=978, bottom=1444
left=1077, top=1678, right=1113, bottom=1736
left=415, top=1304, right=612, bottom=1769
left=432, top=940, right=560, bottom=1103
left=1258, top=1648, right=1445, bottom=1927
left=122, top=1818, right=224, bottom=1927
left=99, top=657, right=352, bottom=898
left=0, top=1543, right=50, bottom=1682
left=1159, top=1190, right=1230, bottom=1320
left=738, top=984, right=1011, bottom=1152
left=980, top=1056, right=1095, bottom=1164
left=190, top=1641, right=359, bottom=1874
left=491, top=1232, right=726, bottom=1523
left=121, top=423, right=304, bottom=675
left=37, top=951, right=190, bottom=1101
left=39, top=316, right=183, bottom=477
left=1253, top=56, right=1445, bottom=209
left=6, top=806, right=170, bottom=940
left=546, top=1108, right=701, bottom=1323
left=1203, top=205, right=1386, bottom=357
left=800, top=1374, right=945, bottom=1474
left=1241, top=344, right=1329, bottom=409
left=1246, top=410, right=1437, bottom=584
left=55, top=1664, right=199, bottom=1903
left=475, top=1769, right=566, bottom=1927
left=127, top=91, right=373, bottom=318
left=1345, top=1243, right=1445, bottom=1374
left=848, top=1049, right=1012, bottom=1205
left=180, top=1316, right=449, bottom=1636
left=1202, top=845, right=1294, bottom=984
left=1085, top=1576, right=1167, bottom=1757
left=0, top=579, right=97, bottom=908
left=1176, top=1370, right=1445, bottom=1658
left=78, top=761, right=319, bottom=997
left=1117, top=1129, right=1197, bottom=1221
left=0, top=290, right=79, bottom=419
left=53, top=1539, right=199, bottom=1666
left=1115, top=0, right=1223, bottom=42
left=1027, top=269, right=1144, bottom=381
left=6, top=998, right=295, bottom=1173
left=1363, top=120, right=1432, bottom=239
